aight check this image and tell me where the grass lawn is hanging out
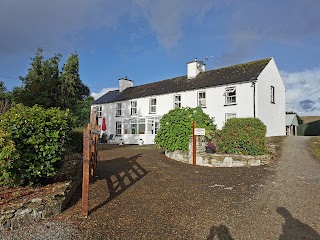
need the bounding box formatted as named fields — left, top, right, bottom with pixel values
left=311, top=137, right=320, bottom=160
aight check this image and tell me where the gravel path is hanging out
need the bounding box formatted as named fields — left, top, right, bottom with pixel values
left=1, top=136, right=319, bottom=239
left=230, top=136, right=320, bottom=239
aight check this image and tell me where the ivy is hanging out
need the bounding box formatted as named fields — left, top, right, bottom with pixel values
left=154, top=107, right=216, bottom=152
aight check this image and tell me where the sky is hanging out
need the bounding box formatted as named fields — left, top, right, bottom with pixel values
left=0, top=0, right=320, bottom=116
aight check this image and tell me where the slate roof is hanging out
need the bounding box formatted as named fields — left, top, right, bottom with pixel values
left=93, top=58, right=272, bottom=105
left=286, top=114, right=299, bottom=126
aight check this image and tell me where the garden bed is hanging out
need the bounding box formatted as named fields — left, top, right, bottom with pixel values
left=0, top=153, right=82, bottom=230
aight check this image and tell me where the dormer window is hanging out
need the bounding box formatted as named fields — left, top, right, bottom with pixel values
left=225, top=87, right=236, bottom=105
left=198, top=91, right=206, bottom=108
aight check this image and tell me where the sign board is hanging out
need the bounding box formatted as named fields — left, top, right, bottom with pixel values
left=194, top=128, right=205, bottom=136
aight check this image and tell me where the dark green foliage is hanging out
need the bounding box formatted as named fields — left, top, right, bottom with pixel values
left=0, top=81, right=12, bottom=113
left=72, top=96, right=94, bottom=128
left=154, top=107, right=216, bottom=152
left=59, top=53, right=90, bottom=111
left=17, top=48, right=61, bottom=108
left=0, top=130, right=20, bottom=186
left=0, top=104, right=73, bottom=185
left=12, top=49, right=90, bottom=126
left=216, top=118, right=267, bottom=155
left=67, top=128, right=84, bottom=153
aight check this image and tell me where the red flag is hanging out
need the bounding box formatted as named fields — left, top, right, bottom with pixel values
left=102, top=117, right=107, bottom=131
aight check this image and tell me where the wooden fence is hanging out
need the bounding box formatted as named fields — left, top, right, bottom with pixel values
left=81, top=108, right=99, bottom=217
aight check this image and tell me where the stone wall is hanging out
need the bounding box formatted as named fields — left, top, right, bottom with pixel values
left=165, top=138, right=272, bottom=167
left=0, top=178, right=80, bottom=231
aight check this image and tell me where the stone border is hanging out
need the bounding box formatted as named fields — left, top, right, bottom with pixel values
left=0, top=178, right=81, bottom=231
left=165, top=150, right=271, bottom=167
left=165, top=139, right=274, bottom=167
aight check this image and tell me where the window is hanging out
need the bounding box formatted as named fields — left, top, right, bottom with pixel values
left=225, top=87, right=236, bottom=105
left=271, top=86, right=275, bottom=103
left=131, top=100, right=137, bottom=115
left=130, top=119, right=137, bottom=134
left=116, top=121, right=122, bottom=135
left=198, top=91, right=206, bottom=107
left=138, top=119, right=145, bottom=134
left=225, top=113, right=236, bottom=121
left=116, top=103, right=122, bottom=116
left=96, top=106, right=102, bottom=117
left=149, top=98, right=156, bottom=113
left=124, top=119, right=130, bottom=134
left=174, top=95, right=181, bottom=109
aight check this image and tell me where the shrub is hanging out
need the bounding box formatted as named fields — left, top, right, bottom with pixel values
left=154, top=107, right=216, bottom=152
left=66, top=128, right=84, bottom=153
left=216, top=118, right=267, bottom=155
left=0, top=104, right=73, bottom=184
left=0, top=130, right=20, bottom=186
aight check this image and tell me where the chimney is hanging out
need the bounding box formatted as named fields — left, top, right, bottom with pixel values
left=119, top=76, right=134, bottom=93
left=187, top=58, right=206, bottom=79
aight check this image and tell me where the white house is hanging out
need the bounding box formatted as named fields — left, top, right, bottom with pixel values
left=92, top=57, right=286, bottom=144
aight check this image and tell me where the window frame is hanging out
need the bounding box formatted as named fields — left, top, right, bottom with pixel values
left=149, top=98, right=157, bottom=114
left=198, top=91, right=206, bottom=108
left=96, top=106, right=102, bottom=118
left=131, top=100, right=137, bottom=115
left=225, top=87, right=236, bottom=105
left=116, top=121, right=122, bottom=135
left=116, top=102, right=122, bottom=116
left=174, top=94, right=181, bottom=109
left=271, top=86, right=275, bottom=104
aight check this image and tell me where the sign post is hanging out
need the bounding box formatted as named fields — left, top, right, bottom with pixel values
left=192, top=123, right=206, bottom=166
left=192, top=121, right=196, bottom=165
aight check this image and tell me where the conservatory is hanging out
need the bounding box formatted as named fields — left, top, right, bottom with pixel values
left=121, top=116, right=161, bottom=145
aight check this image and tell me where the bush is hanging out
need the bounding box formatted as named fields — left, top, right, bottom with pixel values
left=216, top=118, right=267, bottom=155
left=0, top=104, right=73, bottom=184
left=154, top=107, right=216, bottom=152
left=66, top=128, right=84, bottom=153
left=0, top=130, right=20, bottom=186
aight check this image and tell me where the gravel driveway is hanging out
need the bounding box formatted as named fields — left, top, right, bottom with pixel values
left=1, top=136, right=319, bottom=239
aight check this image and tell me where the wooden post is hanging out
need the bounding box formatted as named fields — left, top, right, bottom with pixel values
left=81, top=125, right=90, bottom=217
left=193, top=121, right=196, bottom=166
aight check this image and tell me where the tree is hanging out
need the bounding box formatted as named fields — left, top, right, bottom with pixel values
left=13, top=49, right=91, bottom=125
left=0, top=81, right=12, bottom=114
left=72, top=96, right=94, bottom=127
left=17, top=48, right=61, bottom=108
left=59, top=52, right=89, bottom=111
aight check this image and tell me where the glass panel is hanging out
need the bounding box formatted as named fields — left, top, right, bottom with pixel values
left=124, top=120, right=130, bottom=134
left=147, top=119, right=154, bottom=134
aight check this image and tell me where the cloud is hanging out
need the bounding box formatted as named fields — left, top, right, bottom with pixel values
left=0, top=0, right=129, bottom=55
left=133, top=0, right=215, bottom=49
left=216, top=1, right=320, bottom=66
left=282, top=68, right=320, bottom=116
left=91, top=87, right=117, bottom=100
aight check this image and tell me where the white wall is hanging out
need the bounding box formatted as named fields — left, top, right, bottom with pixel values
left=92, top=59, right=285, bottom=142
left=256, top=58, right=286, bottom=136
left=94, top=82, right=256, bottom=139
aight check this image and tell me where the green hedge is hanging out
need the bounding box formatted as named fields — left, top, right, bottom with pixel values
left=0, top=104, right=73, bottom=185
left=0, top=130, right=20, bottom=186
left=155, top=107, right=216, bottom=152
left=216, top=118, right=267, bottom=155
